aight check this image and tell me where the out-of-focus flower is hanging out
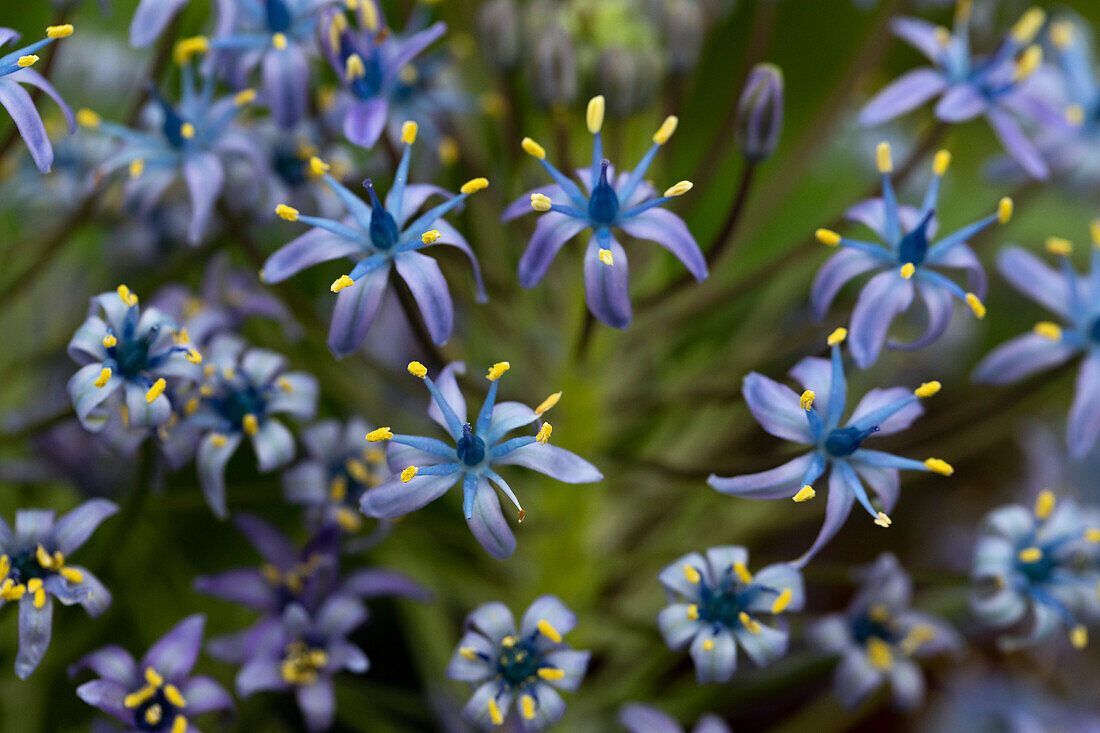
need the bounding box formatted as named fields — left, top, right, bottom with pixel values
left=236, top=597, right=370, bottom=732
left=708, top=330, right=952, bottom=564
left=359, top=361, right=602, bottom=559
left=130, top=0, right=190, bottom=47
left=0, top=25, right=76, bottom=172
left=318, top=3, right=445, bottom=149
left=504, top=95, right=706, bottom=329
left=810, top=553, right=962, bottom=710
left=447, top=595, right=589, bottom=730
left=71, top=614, right=234, bottom=732
left=812, top=141, right=1003, bottom=368
left=974, top=228, right=1100, bottom=458
left=657, top=546, right=803, bottom=684
left=661, top=0, right=706, bottom=74
left=529, top=25, right=577, bottom=108
left=67, top=286, right=202, bottom=435
left=0, top=499, right=118, bottom=678
left=860, top=5, right=1054, bottom=178
left=80, top=57, right=266, bottom=243
left=478, top=0, right=521, bottom=72
left=736, top=63, right=784, bottom=162
left=172, top=334, right=317, bottom=517
left=283, top=417, right=390, bottom=533
left=262, top=124, right=486, bottom=356
left=970, top=490, right=1100, bottom=650
left=619, top=703, right=731, bottom=733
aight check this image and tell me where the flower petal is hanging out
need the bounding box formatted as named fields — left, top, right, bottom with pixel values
left=197, top=432, right=243, bottom=518
left=263, top=229, right=362, bottom=284
left=193, top=569, right=274, bottom=611
left=742, top=372, right=814, bottom=443
left=689, top=626, right=737, bottom=684
left=847, top=387, right=923, bottom=436
left=492, top=443, right=602, bottom=483
left=466, top=475, right=516, bottom=559
left=972, top=333, right=1078, bottom=385
left=986, top=106, right=1048, bottom=180
left=518, top=213, right=587, bottom=288
left=849, top=270, right=915, bottom=369
left=251, top=418, right=295, bottom=473
left=795, top=463, right=857, bottom=566
left=183, top=151, right=226, bottom=244
left=833, top=650, right=883, bottom=709
left=75, top=679, right=129, bottom=721
left=465, top=601, right=516, bottom=644
left=446, top=631, right=495, bottom=682
left=707, top=453, right=814, bottom=499
left=995, top=246, right=1070, bottom=317
left=619, top=703, right=683, bottom=733
left=15, top=594, right=52, bottom=679
left=181, top=675, right=235, bottom=716
left=890, top=17, right=946, bottom=62
left=934, top=82, right=988, bottom=122
left=262, top=44, right=309, bottom=129
left=0, top=77, right=51, bottom=172
left=811, top=249, right=882, bottom=321
left=359, top=471, right=460, bottom=518
left=130, top=0, right=189, bottom=47
left=618, top=208, right=707, bottom=281
left=521, top=595, right=577, bottom=639
left=328, top=262, right=391, bottom=358
left=1068, top=352, right=1100, bottom=458
left=343, top=98, right=388, bottom=149
left=68, top=645, right=137, bottom=686
left=583, top=232, right=632, bottom=328
left=296, top=677, right=336, bottom=732
left=140, top=614, right=205, bottom=681
left=52, top=499, right=118, bottom=555
left=394, top=251, right=454, bottom=345
left=859, top=68, right=946, bottom=127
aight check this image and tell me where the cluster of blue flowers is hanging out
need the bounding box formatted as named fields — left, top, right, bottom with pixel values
left=3, top=0, right=1100, bottom=729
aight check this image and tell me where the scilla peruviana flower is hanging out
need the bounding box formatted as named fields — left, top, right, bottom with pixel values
left=812, top=141, right=1006, bottom=368
left=503, top=95, right=706, bottom=329
left=618, top=703, right=731, bottom=733
left=708, top=329, right=954, bottom=565
left=358, top=361, right=602, bottom=559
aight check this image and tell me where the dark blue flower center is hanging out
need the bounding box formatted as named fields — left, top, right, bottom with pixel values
left=697, top=581, right=762, bottom=627
left=150, top=89, right=189, bottom=149
left=265, top=0, right=293, bottom=32
left=340, top=45, right=383, bottom=99
left=210, top=384, right=268, bottom=430
left=273, top=147, right=308, bottom=187
left=456, top=423, right=486, bottom=466
left=850, top=608, right=902, bottom=646
left=824, top=425, right=879, bottom=457
left=6, top=548, right=48, bottom=583
left=132, top=687, right=183, bottom=732
left=896, top=209, right=935, bottom=266
left=1088, top=316, right=1100, bottom=344
left=588, top=159, right=619, bottom=225
left=110, top=325, right=159, bottom=378
left=364, top=180, right=399, bottom=250
left=496, top=639, right=542, bottom=688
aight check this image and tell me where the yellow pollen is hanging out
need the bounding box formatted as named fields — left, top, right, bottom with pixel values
left=94, top=367, right=112, bottom=388
left=234, top=88, right=257, bottom=106
left=1035, top=489, right=1056, bottom=519
left=344, top=53, right=366, bottom=81
left=242, top=413, right=259, bottom=435
left=420, top=229, right=441, bottom=245
left=827, top=327, right=847, bottom=346
left=874, top=512, right=892, bottom=528
left=117, top=284, right=138, bottom=307
left=933, top=149, right=951, bottom=176
left=521, top=694, right=536, bottom=720
left=163, top=684, right=186, bottom=708
left=459, top=646, right=478, bottom=660
left=128, top=159, right=145, bottom=179
left=925, top=458, right=954, bottom=476
left=171, top=716, right=187, bottom=733
left=366, top=427, right=393, bottom=442
left=934, top=26, right=951, bottom=47
left=800, top=389, right=815, bottom=411
left=77, top=108, right=100, bottom=127
left=876, top=141, right=893, bottom=174
left=1018, top=546, right=1043, bottom=563
left=1067, top=105, right=1086, bottom=126
left=407, top=361, right=428, bottom=378
left=401, top=120, right=418, bottom=145
left=793, top=485, right=816, bottom=502
left=900, top=624, right=936, bottom=655
left=501, top=635, right=515, bottom=648
left=537, top=619, right=562, bottom=642
left=816, top=228, right=841, bottom=247
left=739, top=611, right=762, bottom=634
left=521, top=137, right=546, bottom=159
left=664, top=180, right=693, bottom=197
left=866, top=637, right=893, bottom=671
left=530, top=193, right=552, bottom=212
left=898, top=262, right=915, bottom=280
left=772, top=588, right=793, bottom=614
left=702, top=638, right=715, bottom=651
left=187, top=349, right=202, bottom=364
left=1085, top=528, right=1100, bottom=543
left=461, top=177, right=489, bottom=194
left=653, top=115, right=678, bottom=145
left=47, top=25, right=74, bottom=39
left=733, top=562, right=752, bottom=584
left=686, top=604, right=699, bottom=620
left=1051, top=21, right=1074, bottom=49
left=1046, top=237, right=1073, bottom=256
left=683, top=565, right=701, bottom=584
left=309, top=156, right=330, bottom=176
left=535, top=391, right=561, bottom=416
left=330, top=275, right=354, bottom=293
left=914, top=381, right=941, bottom=398
left=180, top=122, right=195, bottom=139
left=173, top=36, right=209, bottom=64
left=1011, top=8, right=1046, bottom=44
left=210, top=433, right=228, bottom=448
left=124, top=685, right=156, bottom=709
left=272, top=32, right=288, bottom=50
left=145, top=379, right=166, bottom=403
left=538, top=667, right=564, bottom=681
left=487, top=362, right=510, bottom=381
left=1034, top=321, right=1063, bottom=340
left=400, top=466, right=418, bottom=482
left=276, top=204, right=299, bottom=221
left=966, top=293, right=986, bottom=319
left=998, top=197, right=1013, bottom=223
left=598, top=248, right=614, bottom=266
left=59, top=567, right=84, bottom=583
left=17, top=55, right=38, bottom=68
left=586, top=95, right=605, bottom=134
left=488, top=698, right=503, bottom=725
left=536, top=423, right=552, bottom=445
left=1071, top=625, right=1088, bottom=649
left=1013, top=45, right=1042, bottom=82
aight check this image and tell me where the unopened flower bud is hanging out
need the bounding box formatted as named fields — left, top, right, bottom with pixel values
left=736, top=63, right=784, bottom=162
left=530, top=26, right=578, bottom=108
left=478, top=0, right=521, bottom=72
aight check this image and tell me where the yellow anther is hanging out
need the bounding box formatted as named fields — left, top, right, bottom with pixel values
left=242, top=413, right=259, bottom=436
left=488, top=698, right=503, bottom=725
left=437, top=136, right=459, bottom=166
left=739, top=611, right=762, bottom=634
left=346, top=457, right=371, bottom=482
left=1086, top=528, right=1100, bottom=543
left=800, top=390, right=815, bottom=411
left=30, top=581, right=45, bottom=608
left=827, top=327, right=847, bottom=346
left=772, top=588, right=793, bottom=614
left=521, top=694, right=536, bottom=720
left=1011, top=8, right=1046, bottom=44
left=1035, top=489, right=1056, bottom=519
left=501, top=635, right=516, bottom=648
left=17, top=55, right=38, bottom=68
left=401, top=120, right=418, bottom=145
left=0, top=554, right=8, bottom=576
left=129, top=159, right=145, bottom=179
left=77, top=109, right=100, bottom=128
left=419, top=229, right=441, bottom=245
left=124, top=685, right=156, bottom=709
left=537, top=619, right=561, bottom=642
left=537, top=667, right=564, bottom=681
left=1013, top=45, right=1042, bottom=82
left=598, top=248, right=614, bottom=266
left=536, top=423, right=552, bottom=445
left=899, top=624, right=936, bottom=655
left=686, top=604, right=699, bottom=620
left=702, top=638, right=715, bottom=651
left=876, top=141, right=893, bottom=174
left=924, top=458, right=954, bottom=476
left=1071, top=625, right=1088, bottom=649
left=171, top=716, right=187, bottom=733
left=653, top=115, right=678, bottom=145
left=1034, top=321, right=1063, bottom=340
left=900, top=262, right=915, bottom=279
left=934, top=26, right=951, bottom=47
left=173, top=36, right=209, bottom=64
left=793, top=485, right=816, bottom=502
left=955, top=0, right=972, bottom=23
left=521, top=137, right=546, bottom=159
left=145, top=379, right=167, bottom=403
left=35, top=545, right=53, bottom=569
left=683, top=565, right=701, bottom=584
left=186, top=349, right=202, bottom=364
left=586, top=95, right=605, bottom=134
left=59, top=567, right=84, bottom=583
left=344, top=53, right=366, bottom=81
left=933, top=149, right=951, bottom=176
left=1091, top=220, right=1100, bottom=248
left=914, top=381, right=941, bottom=398
left=210, top=433, right=228, bottom=448
left=874, top=512, right=892, bottom=527
left=487, top=362, right=510, bottom=381
left=664, top=180, right=693, bottom=197
left=47, top=25, right=74, bottom=38
left=309, top=156, right=330, bottom=176
left=234, top=88, right=257, bottom=106
left=535, top=392, right=561, bottom=416
left=117, top=284, right=138, bottom=307
left=966, top=292, right=986, bottom=319
left=276, top=204, right=299, bottom=221
left=180, top=122, right=195, bottom=139
left=163, top=684, right=186, bottom=708
left=330, top=275, right=354, bottom=293
left=733, top=562, right=752, bottom=584
left=1066, top=105, right=1086, bottom=126
left=94, top=367, right=112, bottom=388
left=400, top=466, right=418, bottom=482
left=459, top=646, right=478, bottom=660
left=866, top=637, right=893, bottom=671
left=816, top=229, right=841, bottom=247
left=408, top=361, right=428, bottom=378
left=1051, top=20, right=1074, bottom=49
left=272, top=32, right=288, bottom=50
left=145, top=667, right=163, bottom=687
left=531, top=193, right=552, bottom=212
left=998, top=197, right=1013, bottom=223
left=1046, top=237, right=1073, bottom=256
left=327, top=13, right=348, bottom=50
left=461, top=177, right=489, bottom=194
left=366, top=427, right=393, bottom=442
left=1018, top=546, right=1043, bottom=563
